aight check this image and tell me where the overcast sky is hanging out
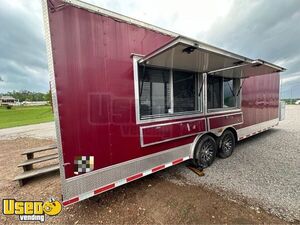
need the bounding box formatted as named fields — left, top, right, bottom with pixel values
left=0, top=0, right=299, bottom=98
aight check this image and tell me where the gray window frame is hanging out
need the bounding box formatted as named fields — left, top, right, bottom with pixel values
left=133, top=56, right=204, bottom=124
left=207, top=76, right=241, bottom=113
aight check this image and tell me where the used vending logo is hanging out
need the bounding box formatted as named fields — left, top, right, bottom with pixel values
left=2, top=198, right=62, bottom=222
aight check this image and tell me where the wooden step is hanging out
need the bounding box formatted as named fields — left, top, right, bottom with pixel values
left=22, top=144, right=57, bottom=155
left=14, top=164, right=60, bottom=182
left=18, top=153, right=58, bottom=167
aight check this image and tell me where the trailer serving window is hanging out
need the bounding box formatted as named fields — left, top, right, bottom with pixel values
left=207, top=76, right=240, bottom=111
left=173, top=70, right=199, bottom=113
left=138, top=66, right=203, bottom=119
left=136, top=36, right=285, bottom=119
left=139, top=67, right=171, bottom=117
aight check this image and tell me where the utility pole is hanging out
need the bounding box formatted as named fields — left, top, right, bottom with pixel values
left=290, top=88, right=292, bottom=104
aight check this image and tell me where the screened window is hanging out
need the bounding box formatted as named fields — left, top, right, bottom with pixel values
left=207, top=76, right=240, bottom=110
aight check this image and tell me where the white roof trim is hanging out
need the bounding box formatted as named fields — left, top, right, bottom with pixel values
left=61, top=0, right=285, bottom=72
left=62, top=0, right=178, bottom=37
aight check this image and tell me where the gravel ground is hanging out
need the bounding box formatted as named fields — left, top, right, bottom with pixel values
left=0, top=121, right=55, bottom=140
left=163, top=105, right=300, bottom=222
left=1, top=107, right=298, bottom=223
left=0, top=138, right=287, bottom=224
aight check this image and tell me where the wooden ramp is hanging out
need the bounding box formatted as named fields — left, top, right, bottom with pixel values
left=14, top=144, right=59, bottom=186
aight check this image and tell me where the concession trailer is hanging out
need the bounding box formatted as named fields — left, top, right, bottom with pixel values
left=42, top=0, right=286, bottom=206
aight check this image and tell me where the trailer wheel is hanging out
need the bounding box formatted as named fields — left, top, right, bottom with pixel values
left=218, top=130, right=235, bottom=158
left=193, top=135, right=217, bottom=169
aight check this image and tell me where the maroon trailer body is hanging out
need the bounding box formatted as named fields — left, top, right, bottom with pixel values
left=42, top=0, right=285, bottom=206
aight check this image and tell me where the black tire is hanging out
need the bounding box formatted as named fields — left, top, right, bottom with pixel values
left=218, top=130, right=235, bottom=159
left=193, top=135, right=217, bottom=169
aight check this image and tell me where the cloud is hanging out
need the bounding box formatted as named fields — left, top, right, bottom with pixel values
left=0, top=0, right=299, bottom=98
left=281, top=73, right=300, bottom=85
left=0, top=0, right=48, bottom=93
left=195, top=0, right=300, bottom=98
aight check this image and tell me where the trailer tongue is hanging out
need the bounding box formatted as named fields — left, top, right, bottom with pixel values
left=42, top=0, right=285, bottom=206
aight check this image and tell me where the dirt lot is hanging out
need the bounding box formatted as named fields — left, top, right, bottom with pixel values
left=0, top=138, right=289, bottom=224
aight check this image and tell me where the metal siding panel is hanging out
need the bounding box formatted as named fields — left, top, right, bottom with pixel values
left=208, top=113, right=243, bottom=130
left=141, top=119, right=206, bottom=146
left=239, top=73, right=280, bottom=129
left=48, top=3, right=175, bottom=179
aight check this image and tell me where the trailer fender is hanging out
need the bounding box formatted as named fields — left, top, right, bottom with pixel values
left=189, top=132, right=217, bottom=159
left=217, top=127, right=238, bottom=149
left=190, top=126, right=238, bottom=158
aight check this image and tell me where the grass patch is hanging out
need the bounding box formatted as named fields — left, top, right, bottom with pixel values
left=0, top=105, right=54, bottom=129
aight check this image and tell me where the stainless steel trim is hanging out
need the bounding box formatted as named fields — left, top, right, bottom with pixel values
left=140, top=113, right=205, bottom=124
left=237, top=118, right=279, bottom=140
left=63, top=143, right=191, bottom=201
left=208, top=64, right=250, bottom=74
left=189, top=133, right=205, bottom=158
left=42, top=0, right=67, bottom=197
left=209, top=124, right=242, bottom=137
left=133, top=56, right=141, bottom=125
left=140, top=118, right=206, bottom=147
left=170, top=69, right=174, bottom=113
left=203, top=73, right=208, bottom=115
left=141, top=132, right=205, bottom=148
left=207, top=112, right=243, bottom=120
left=140, top=126, right=144, bottom=147
left=131, top=53, right=145, bottom=58
left=141, top=117, right=206, bottom=129
left=206, top=108, right=242, bottom=116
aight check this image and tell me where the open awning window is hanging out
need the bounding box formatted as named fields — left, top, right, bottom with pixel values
left=138, top=37, right=285, bottom=78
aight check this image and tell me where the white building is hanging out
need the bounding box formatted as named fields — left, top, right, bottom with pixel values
left=0, top=96, right=16, bottom=106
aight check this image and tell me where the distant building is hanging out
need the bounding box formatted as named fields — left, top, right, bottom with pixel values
left=21, top=101, right=48, bottom=106
left=0, top=96, right=16, bottom=106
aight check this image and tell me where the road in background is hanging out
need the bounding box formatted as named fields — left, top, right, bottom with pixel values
left=0, top=122, right=55, bottom=140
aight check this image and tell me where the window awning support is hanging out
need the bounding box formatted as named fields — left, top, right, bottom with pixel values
left=236, top=79, right=247, bottom=96
left=139, top=64, right=146, bottom=97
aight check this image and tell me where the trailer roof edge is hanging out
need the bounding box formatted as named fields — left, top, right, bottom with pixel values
left=255, top=59, right=286, bottom=72
left=62, top=0, right=178, bottom=37
left=61, top=0, right=285, bottom=72
left=62, top=1, right=252, bottom=60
